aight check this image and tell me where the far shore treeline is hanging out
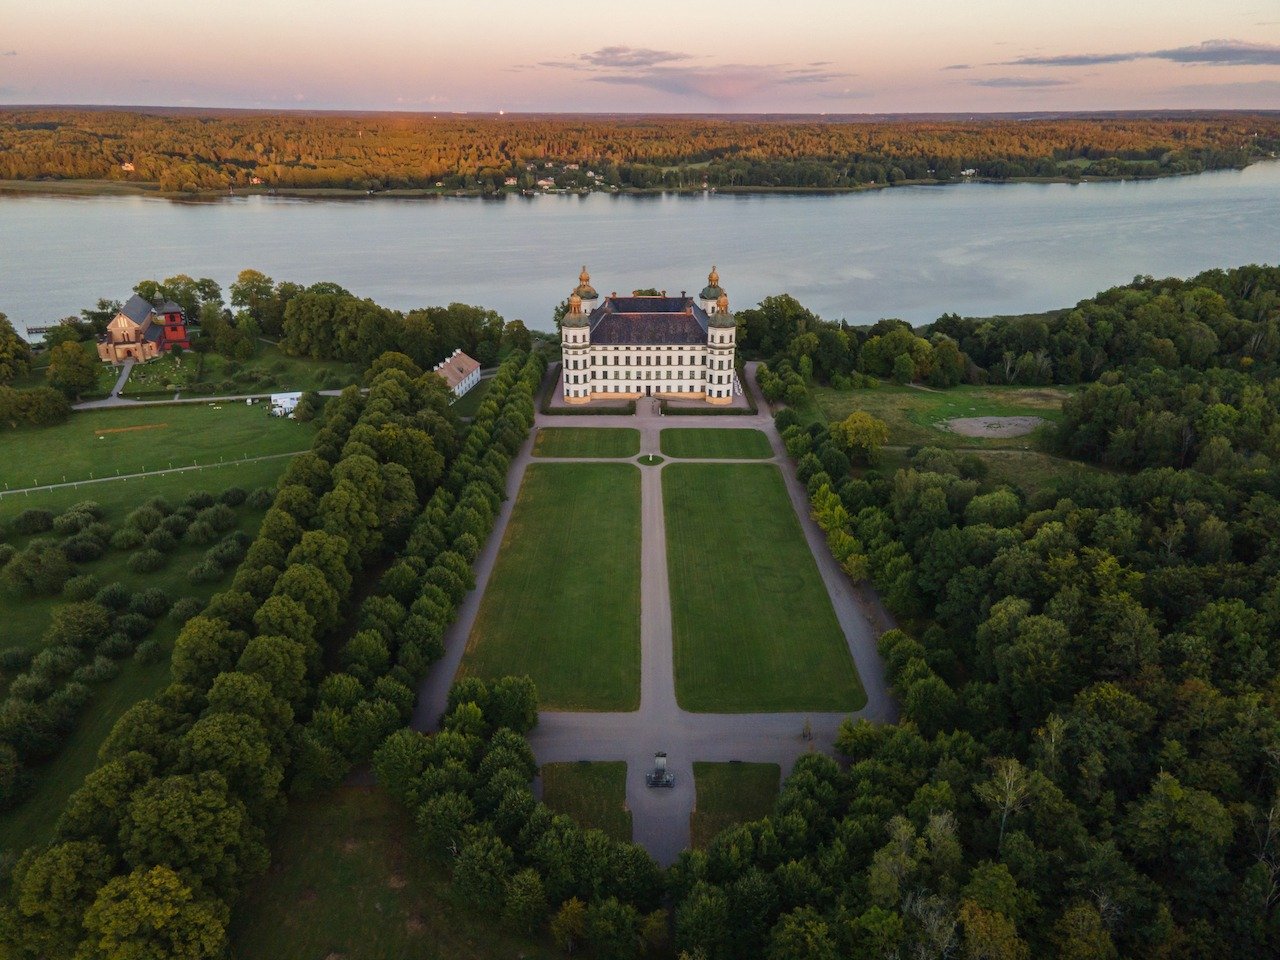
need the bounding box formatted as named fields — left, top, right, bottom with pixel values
left=2, top=109, right=1279, bottom=195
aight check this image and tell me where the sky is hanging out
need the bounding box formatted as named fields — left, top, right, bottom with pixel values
left=1, top=0, right=1278, bottom=112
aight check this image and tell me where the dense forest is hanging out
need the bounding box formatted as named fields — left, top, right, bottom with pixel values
left=699, top=264, right=1280, bottom=958
left=1, top=108, right=1278, bottom=193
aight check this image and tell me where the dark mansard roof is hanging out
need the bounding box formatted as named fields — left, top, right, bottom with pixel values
left=588, top=295, right=710, bottom=345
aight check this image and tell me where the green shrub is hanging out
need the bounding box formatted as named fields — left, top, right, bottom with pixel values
left=143, top=528, right=177, bottom=553
left=128, top=587, right=170, bottom=618
left=126, top=548, right=165, bottom=574
left=184, top=520, right=217, bottom=545
left=93, top=581, right=131, bottom=610
left=11, top=509, right=54, bottom=535
left=246, top=487, right=275, bottom=510
left=183, top=490, right=216, bottom=510
left=218, top=486, right=248, bottom=506
left=110, top=527, right=145, bottom=551
left=169, top=596, right=204, bottom=622
left=134, top=636, right=168, bottom=664
left=63, top=573, right=103, bottom=601
left=188, top=560, right=224, bottom=584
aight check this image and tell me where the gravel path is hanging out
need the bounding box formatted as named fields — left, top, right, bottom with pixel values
left=412, top=361, right=897, bottom=864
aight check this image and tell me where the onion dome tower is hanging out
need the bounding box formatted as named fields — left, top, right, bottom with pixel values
left=704, top=269, right=735, bottom=404
left=560, top=276, right=591, bottom=403
left=699, top=265, right=726, bottom=314
left=573, top=265, right=599, bottom=306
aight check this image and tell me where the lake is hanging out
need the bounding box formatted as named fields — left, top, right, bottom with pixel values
left=3, top=162, right=1279, bottom=337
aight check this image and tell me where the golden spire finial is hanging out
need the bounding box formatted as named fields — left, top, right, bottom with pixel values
left=717, top=292, right=729, bottom=312
left=709, top=265, right=719, bottom=286
left=580, top=265, right=590, bottom=284
left=569, top=291, right=582, bottom=312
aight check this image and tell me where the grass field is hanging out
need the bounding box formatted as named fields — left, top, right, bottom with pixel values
left=121, top=342, right=360, bottom=397
left=660, top=428, right=773, bottom=459
left=0, top=403, right=314, bottom=490
left=532, top=427, right=640, bottom=458
left=812, top=383, right=1071, bottom=449
left=0, top=456, right=288, bottom=524
left=690, top=762, right=780, bottom=848
left=541, top=762, right=632, bottom=842
left=450, top=376, right=494, bottom=418
left=230, top=785, right=554, bottom=960
left=461, top=463, right=641, bottom=710
left=664, top=463, right=864, bottom=712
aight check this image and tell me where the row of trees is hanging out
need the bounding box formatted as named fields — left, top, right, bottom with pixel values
left=3, top=109, right=1278, bottom=193
left=0, top=341, right=549, bottom=957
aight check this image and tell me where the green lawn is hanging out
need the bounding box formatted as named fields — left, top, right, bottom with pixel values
left=664, top=463, right=864, bottom=712
left=0, top=455, right=287, bottom=524
left=230, top=785, right=554, bottom=960
left=450, top=376, right=494, bottom=418
left=461, top=463, right=641, bottom=710
left=690, top=762, right=780, bottom=849
left=541, top=762, right=632, bottom=842
left=813, top=383, right=1072, bottom=449
left=0, top=402, right=314, bottom=490
left=532, top=427, right=640, bottom=458
left=660, top=428, right=772, bottom=459
left=121, top=342, right=360, bottom=397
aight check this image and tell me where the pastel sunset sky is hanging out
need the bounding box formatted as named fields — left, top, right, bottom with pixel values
left=2, top=0, right=1278, bottom=111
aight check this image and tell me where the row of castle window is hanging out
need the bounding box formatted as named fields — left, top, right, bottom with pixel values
left=567, top=371, right=734, bottom=385
left=568, top=384, right=728, bottom=396
left=565, top=355, right=732, bottom=370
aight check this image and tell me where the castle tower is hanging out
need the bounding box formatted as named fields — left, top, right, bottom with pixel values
left=561, top=275, right=592, bottom=403
left=699, top=265, right=726, bottom=315
left=705, top=274, right=736, bottom=405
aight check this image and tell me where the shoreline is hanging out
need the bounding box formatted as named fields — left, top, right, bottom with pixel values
left=0, top=163, right=1257, bottom=202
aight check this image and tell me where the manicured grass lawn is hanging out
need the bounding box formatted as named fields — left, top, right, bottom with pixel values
left=813, top=383, right=1072, bottom=449
left=450, top=376, right=494, bottom=418
left=541, top=761, right=632, bottom=842
left=690, top=762, right=780, bottom=849
left=664, top=463, right=864, bottom=712
left=660, top=428, right=772, bottom=459
left=230, top=785, right=554, bottom=960
left=533, top=427, right=640, bottom=458
left=0, top=455, right=287, bottom=523
left=461, top=463, right=641, bottom=710
left=0, top=402, right=315, bottom=489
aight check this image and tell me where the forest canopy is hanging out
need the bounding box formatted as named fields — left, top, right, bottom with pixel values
left=1, top=108, right=1278, bottom=193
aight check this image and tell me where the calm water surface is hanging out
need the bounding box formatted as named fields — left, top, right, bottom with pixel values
left=2, top=162, right=1279, bottom=336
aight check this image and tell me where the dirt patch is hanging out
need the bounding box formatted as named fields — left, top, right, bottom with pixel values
left=942, top=415, right=1045, bottom=438
left=94, top=422, right=167, bottom=436
left=405, top=915, right=426, bottom=935
left=341, top=838, right=360, bottom=854
left=387, top=874, right=407, bottom=889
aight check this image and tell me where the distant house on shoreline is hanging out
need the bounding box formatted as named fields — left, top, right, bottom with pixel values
left=96, top=294, right=191, bottom=363
left=433, top=348, right=482, bottom=399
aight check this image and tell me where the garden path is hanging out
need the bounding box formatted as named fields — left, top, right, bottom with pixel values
left=411, top=362, right=897, bottom=865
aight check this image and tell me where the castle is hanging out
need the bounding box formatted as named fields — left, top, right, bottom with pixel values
left=560, top=267, right=738, bottom=404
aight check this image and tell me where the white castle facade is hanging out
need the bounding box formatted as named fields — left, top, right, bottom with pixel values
left=560, top=267, right=739, bottom=405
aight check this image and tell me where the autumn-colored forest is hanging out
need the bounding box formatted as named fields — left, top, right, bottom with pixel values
left=1, top=108, right=1278, bottom=193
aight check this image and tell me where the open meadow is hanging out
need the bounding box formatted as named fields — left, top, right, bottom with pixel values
left=230, top=785, right=554, bottom=960
left=663, top=463, right=864, bottom=712
left=541, top=761, right=632, bottom=842
left=0, top=402, right=315, bottom=490
left=461, top=463, right=641, bottom=710
left=811, top=383, right=1072, bottom=449
left=690, top=762, right=780, bottom=849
